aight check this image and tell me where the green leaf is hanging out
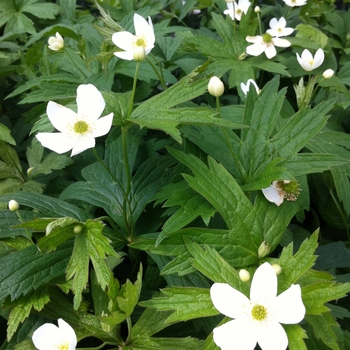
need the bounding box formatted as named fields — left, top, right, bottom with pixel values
left=285, top=324, right=307, bottom=350
left=22, top=2, right=60, bottom=20
left=0, top=123, right=16, bottom=145
left=128, top=336, right=204, bottom=350
left=295, top=24, right=328, bottom=48
left=139, top=287, right=218, bottom=323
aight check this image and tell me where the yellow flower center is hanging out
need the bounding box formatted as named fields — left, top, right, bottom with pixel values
left=277, top=27, right=282, bottom=33
left=135, top=36, right=146, bottom=48
left=236, top=9, right=242, bottom=14
left=55, top=342, right=69, bottom=350
left=74, top=120, right=89, bottom=134
left=251, top=304, right=268, bottom=321
left=262, top=33, right=273, bottom=43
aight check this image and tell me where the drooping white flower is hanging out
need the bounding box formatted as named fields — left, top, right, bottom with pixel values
left=296, top=48, right=324, bottom=71
left=32, top=318, right=77, bottom=350
left=262, top=180, right=300, bottom=206
left=224, top=0, right=251, bottom=21
left=36, top=84, right=113, bottom=157
left=112, top=13, right=155, bottom=60
left=240, top=79, right=260, bottom=95
left=283, top=0, right=307, bottom=6
left=266, top=17, right=294, bottom=37
left=48, top=32, right=64, bottom=51
left=210, top=262, right=305, bottom=350
left=208, top=76, right=224, bottom=97
left=246, top=34, right=291, bottom=59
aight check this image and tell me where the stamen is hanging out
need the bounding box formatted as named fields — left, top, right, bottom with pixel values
left=251, top=304, right=268, bottom=321
left=74, top=120, right=89, bottom=134
left=135, top=37, right=146, bottom=48
left=262, top=33, right=273, bottom=43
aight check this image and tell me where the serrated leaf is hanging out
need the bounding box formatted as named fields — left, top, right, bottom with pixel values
left=22, top=2, right=60, bottom=20
left=285, top=324, right=307, bottom=350
left=0, top=123, right=16, bottom=145
left=128, top=336, right=204, bottom=350
left=295, top=24, right=328, bottom=48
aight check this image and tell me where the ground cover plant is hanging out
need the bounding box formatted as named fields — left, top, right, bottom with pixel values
left=1, top=0, right=350, bottom=349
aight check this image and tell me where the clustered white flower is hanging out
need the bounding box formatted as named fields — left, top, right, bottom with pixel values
left=210, top=262, right=305, bottom=350
left=224, top=0, right=251, bottom=21
left=112, top=13, right=155, bottom=60
left=36, top=84, right=113, bottom=157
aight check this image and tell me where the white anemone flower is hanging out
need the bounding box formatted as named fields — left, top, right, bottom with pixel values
left=266, top=17, right=294, bottom=37
left=224, top=0, right=251, bottom=21
left=210, top=262, right=305, bottom=350
left=246, top=34, right=291, bottom=59
left=48, top=32, right=64, bottom=51
left=32, top=318, right=77, bottom=350
left=296, top=48, right=324, bottom=71
left=262, top=180, right=300, bottom=206
left=36, top=84, right=113, bottom=157
left=283, top=0, right=307, bottom=6
left=112, top=13, right=155, bottom=60
left=240, top=79, right=260, bottom=95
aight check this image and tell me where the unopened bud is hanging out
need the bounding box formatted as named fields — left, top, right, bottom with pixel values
left=254, top=6, right=260, bottom=13
left=48, top=32, right=64, bottom=51
left=208, top=76, right=224, bottom=97
left=272, top=264, right=282, bottom=275
left=27, top=167, right=34, bottom=177
left=8, top=200, right=19, bottom=212
left=322, top=69, right=334, bottom=79
left=239, top=269, right=251, bottom=282
left=258, top=241, right=271, bottom=258
left=73, top=225, right=83, bottom=234
left=133, top=46, right=146, bottom=61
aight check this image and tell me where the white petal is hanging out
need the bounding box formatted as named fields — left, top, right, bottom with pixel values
left=279, top=17, right=287, bottom=28
left=134, top=13, right=150, bottom=37
left=58, top=319, right=77, bottom=348
left=301, top=49, right=313, bottom=61
left=246, top=43, right=266, bottom=57
left=313, top=48, right=325, bottom=68
left=273, top=38, right=291, bottom=48
left=275, top=284, right=305, bottom=324
left=32, top=323, right=60, bottom=349
left=257, top=321, right=288, bottom=350
left=114, top=50, right=134, bottom=60
left=93, top=113, right=114, bottom=138
left=269, top=17, right=278, bottom=29
left=70, top=135, right=96, bottom=156
left=145, top=16, right=155, bottom=48
left=76, top=84, right=105, bottom=121
left=36, top=133, right=75, bottom=154
left=46, top=101, right=77, bottom=133
left=250, top=263, right=277, bottom=302
left=246, top=35, right=261, bottom=44
left=112, top=31, right=136, bottom=51
left=210, top=283, right=250, bottom=319
left=265, top=44, right=277, bottom=59
left=213, top=320, right=258, bottom=350
left=262, top=186, right=284, bottom=206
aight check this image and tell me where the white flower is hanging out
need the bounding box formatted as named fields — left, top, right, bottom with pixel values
left=262, top=180, right=300, bottom=206
left=322, top=68, right=334, bottom=79
left=224, top=0, right=251, bottom=21
left=36, top=84, right=113, bottom=157
left=266, top=17, right=294, bottom=37
left=210, top=262, right=305, bottom=350
left=283, top=0, right=307, bottom=6
left=48, top=32, right=64, bottom=51
left=240, top=79, right=260, bottom=95
left=208, top=76, right=224, bottom=97
left=112, top=13, right=155, bottom=60
left=246, top=34, right=291, bottom=59
left=296, top=48, right=324, bottom=71
left=32, top=318, right=77, bottom=350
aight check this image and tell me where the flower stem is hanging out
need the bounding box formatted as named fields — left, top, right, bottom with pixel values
left=16, top=210, right=33, bottom=243
left=330, top=188, right=350, bottom=241
left=146, top=54, right=167, bottom=90
left=127, top=61, right=140, bottom=119
left=257, top=11, right=263, bottom=36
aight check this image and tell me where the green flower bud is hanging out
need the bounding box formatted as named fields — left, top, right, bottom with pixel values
left=258, top=241, right=271, bottom=259
left=8, top=200, right=19, bottom=212
left=133, top=46, right=146, bottom=61
left=73, top=225, right=83, bottom=234
left=208, top=76, right=224, bottom=97
left=239, top=269, right=251, bottom=282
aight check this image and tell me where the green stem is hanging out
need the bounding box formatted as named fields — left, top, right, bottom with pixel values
left=146, top=55, right=167, bottom=90
left=16, top=211, right=33, bottom=243
left=330, top=188, right=350, bottom=241
left=215, top=97, right=247, bottom=182
left=124, top=317, right=133, bottom=345
left=95, top=215, right=125, bottom=239
left=77, top=341, right=116, bottom=350
left=257, top=12, right=263, bottom=36
left=127, top=61, right=140, bottom=118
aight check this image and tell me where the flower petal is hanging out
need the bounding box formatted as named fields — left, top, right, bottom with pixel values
left=112, top=32, right=136, bottom=51
left=275, top=284, right=305, bottom=324
left=58, top=319, right=77, bottom=348
left=265, top=44, right=277, bottom=59
left=269, top=17, right=278, bottom=29
left=93, top=113, right=114, bottom=138
left=262, top=186, right=283, bottom=206
left=313, top=48, right=325, bottom=69
left=76, top=84, right=105, bottom=121
left=257, top=321, right=288, bottom=350
left=213, top=320, right=258, bottom=350
left=36, top=133, right=75, bottom=154
left=246, top=43, right=266, bottom=57
left=210, top=283, right=250, bottom=319
left=273, top=38, right=291, bottom=48
left=114, top=50, right=134, bottom=60
left=301, top=49, right=313, bottom=61
left=32, top=323, right=60, bottom=349
left=134, top=13, right=150, bottom=37
left=71, top=135, right=96, bottom=156
left=250, top=263, right=277, bottom=302
left=46, top=101, right=77, bottom=133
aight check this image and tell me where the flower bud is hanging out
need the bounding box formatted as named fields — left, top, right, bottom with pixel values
left=133, top=46, right=146, bottom=61
left=27, top=167, right=34, bottom=177
left=48, top=32, right=64, bottom=51
left=239, top=269, right=251, bottom=282
left=254, top=6, right=260, bottom=13
left=208, top=76, right=224, bottom=97
left=258, top=241, right=271, bottom=259
left=73, top=225, right=83, bottom=234
left=8, top=200, right=19, bottom=212
left=272, top=264, right=282, bottom=275
left=322, top=69, right=334, bottom=79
